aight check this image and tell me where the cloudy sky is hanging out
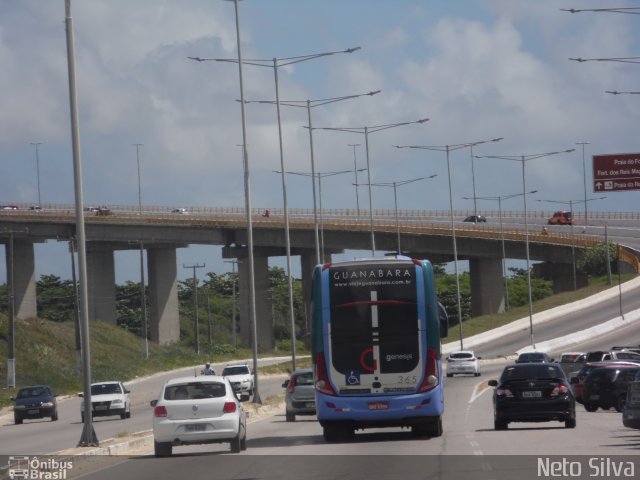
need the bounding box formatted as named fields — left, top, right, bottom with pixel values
left=2, top=1, right=640, bottom=283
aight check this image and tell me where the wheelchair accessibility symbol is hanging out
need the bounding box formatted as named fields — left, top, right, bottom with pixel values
left=346, top=370, right=361, bottom=386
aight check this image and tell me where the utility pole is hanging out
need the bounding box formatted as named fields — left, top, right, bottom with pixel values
left=206, top=294, right=213, bottom=346
left=184, top=263, right=205, bottom=355
left=224, top=259, right=238, bottom=348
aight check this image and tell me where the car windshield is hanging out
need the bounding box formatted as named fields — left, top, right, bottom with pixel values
left=223, top=366, right=250, bottom=376
left=17, top=387, right=48, bottom=399
left=501, top=365, right=564, bottom=382
left=164, top=382, right=226, bottom=400
left=91, top=383, right=122, bottom=395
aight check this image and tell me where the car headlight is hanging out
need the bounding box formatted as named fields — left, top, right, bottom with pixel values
left=41, top=402, right=54, bottom=408
left=111, top=399, right=124, bottom=405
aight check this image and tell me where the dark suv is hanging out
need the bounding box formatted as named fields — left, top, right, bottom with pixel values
left=581, top=365, right=640, bottom=412
left=11, top=385, right=58, bottom=424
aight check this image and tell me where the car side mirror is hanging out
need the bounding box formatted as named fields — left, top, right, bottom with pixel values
left=477, top=356, right=482, bottom=360
left=125, top=389, right=130, bottom=394
left=78, top=392, right=84, bottom=397
left=9, top=397, right=15, bottom=402
left=282, top=379, right=290, bottom=388
left=150, top=399, right=158, bottom=407
left=488, top=379, right=498, bottom=387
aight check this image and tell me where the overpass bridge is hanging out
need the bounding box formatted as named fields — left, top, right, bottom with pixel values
left=1, top=203, right=638, bottom=350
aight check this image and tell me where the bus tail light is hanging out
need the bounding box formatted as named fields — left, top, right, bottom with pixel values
left=315, top=352, right=337, bottom=396
left=417, top=348, right=439, bottom=393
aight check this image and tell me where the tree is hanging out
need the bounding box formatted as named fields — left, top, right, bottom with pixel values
left=577, top=242, right=618, bottom=277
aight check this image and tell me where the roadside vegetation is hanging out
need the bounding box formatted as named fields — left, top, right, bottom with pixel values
left=0, top=242, right=633, bottom=408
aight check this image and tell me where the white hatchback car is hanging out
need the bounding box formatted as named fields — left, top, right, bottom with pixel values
left=80, top=381, right=131, bottom=422
left=150, top=376, right=247, bottom=456
left=446, top=350, right=481, bottom=377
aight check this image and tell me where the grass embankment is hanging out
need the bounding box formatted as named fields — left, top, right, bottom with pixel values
left=0, top=317, right=309, bottom=409
left=0, top=274, right=634, bottom=408
left=441, top=274, right=635, bottom=343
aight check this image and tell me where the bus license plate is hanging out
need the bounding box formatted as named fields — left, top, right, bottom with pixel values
left=185, top=424, right=206, bottom=432
left=522, top=391, right=542, bottom=398
left=368, top=402, right=389, bottom=410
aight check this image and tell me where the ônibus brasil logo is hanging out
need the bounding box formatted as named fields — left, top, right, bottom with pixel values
left=8, top=456, right=73, bottom=479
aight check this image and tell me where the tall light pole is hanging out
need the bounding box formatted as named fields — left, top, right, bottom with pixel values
left=224, top=259, right=238, bottom=348
left=349, top=144, right=362, bottom=217
left=248, top=90, right=380, bottom=265
left=190, top=0, right=261, bottom=403
left=469, top=138, right=504, bottom=217
left=210, top=46, right=361, bottom=372
left=463, top=190, right=538, bottom=311
left=65, top=0, right=97, bottom=447
left=184, top=263, right=205, bottom=355
left=396, top=137, right=503, bottom=350
left=132, top=143, right=148, bottom=359
left=276, top=169, right=360, bottom=262
left=316, top=118, right=430, bottom=256
left=370, top=175, right=437, bottom=254
left=30, top=142, right=43, bottom=206
left=476, top=149, right=575, bottom=348
left=575, top=142, right=591, bottom=227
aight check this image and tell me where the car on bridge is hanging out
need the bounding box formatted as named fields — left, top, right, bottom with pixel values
left=547, top=210, right=573, bottom=225
left=463, top=215, right=486, bottom=223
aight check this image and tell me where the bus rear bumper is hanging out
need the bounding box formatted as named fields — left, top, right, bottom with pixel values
left=316, top=391, right=443, bottom=424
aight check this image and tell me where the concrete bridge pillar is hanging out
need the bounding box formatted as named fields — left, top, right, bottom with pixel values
left=5, top=239, right=37, bottom=319
left=239, top=254, right=274, bottom=352
left=469, top=257, right=505, bottom=316
left=86, top=247, right=117, bottom=324
left=147, top=247, right=180, bottom=345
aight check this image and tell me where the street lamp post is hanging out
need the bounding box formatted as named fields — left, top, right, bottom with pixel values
left=476, top=149, right=575, bottom=348
left=224, top=259, right=238, bottom=348
left=370, top=175, right=437, bottom=254
left=210, top=46, right=362, bottom=372
left=133, top=143, right=148, bottom=358
left=463, top=190, right=538, bottom=311
left=30, top=142, right=43, bottom=206
left=395, top=137, right=503, bottom=350
left=315, top=118, right=430, bottom=256
left=349, top=144, right=362, bottom=217
left=248, top=91, right=380, bottom=265
left=189, top=0, right=261, bottom=403
left=575, top=142, right=591, bottom=228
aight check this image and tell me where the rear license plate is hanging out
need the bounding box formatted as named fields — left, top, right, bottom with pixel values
left=305, top=402, right=315, bottom=408
left=185, top=424, right=206, bottom=432
left=368, top=402, right=389, bottom=410
left=28, top=409, right=39, bottom=415
left=522, top=391, right=542, bottom=398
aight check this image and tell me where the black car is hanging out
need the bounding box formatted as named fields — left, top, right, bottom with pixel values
left=515, top=351, right=554, bottom=363
left=488, top=363, right=576, bottom=430
left=581, top=365, right=640, bottom=412
left=463, top=215, right=487, bottom=223
left=11, top=385, right=58, bottom=424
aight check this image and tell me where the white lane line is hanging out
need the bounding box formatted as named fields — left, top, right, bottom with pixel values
left=469, top=382, right=492, bottom=404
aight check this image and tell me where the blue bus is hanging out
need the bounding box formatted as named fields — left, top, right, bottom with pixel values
left=311, top=256, right=448, bottom=441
